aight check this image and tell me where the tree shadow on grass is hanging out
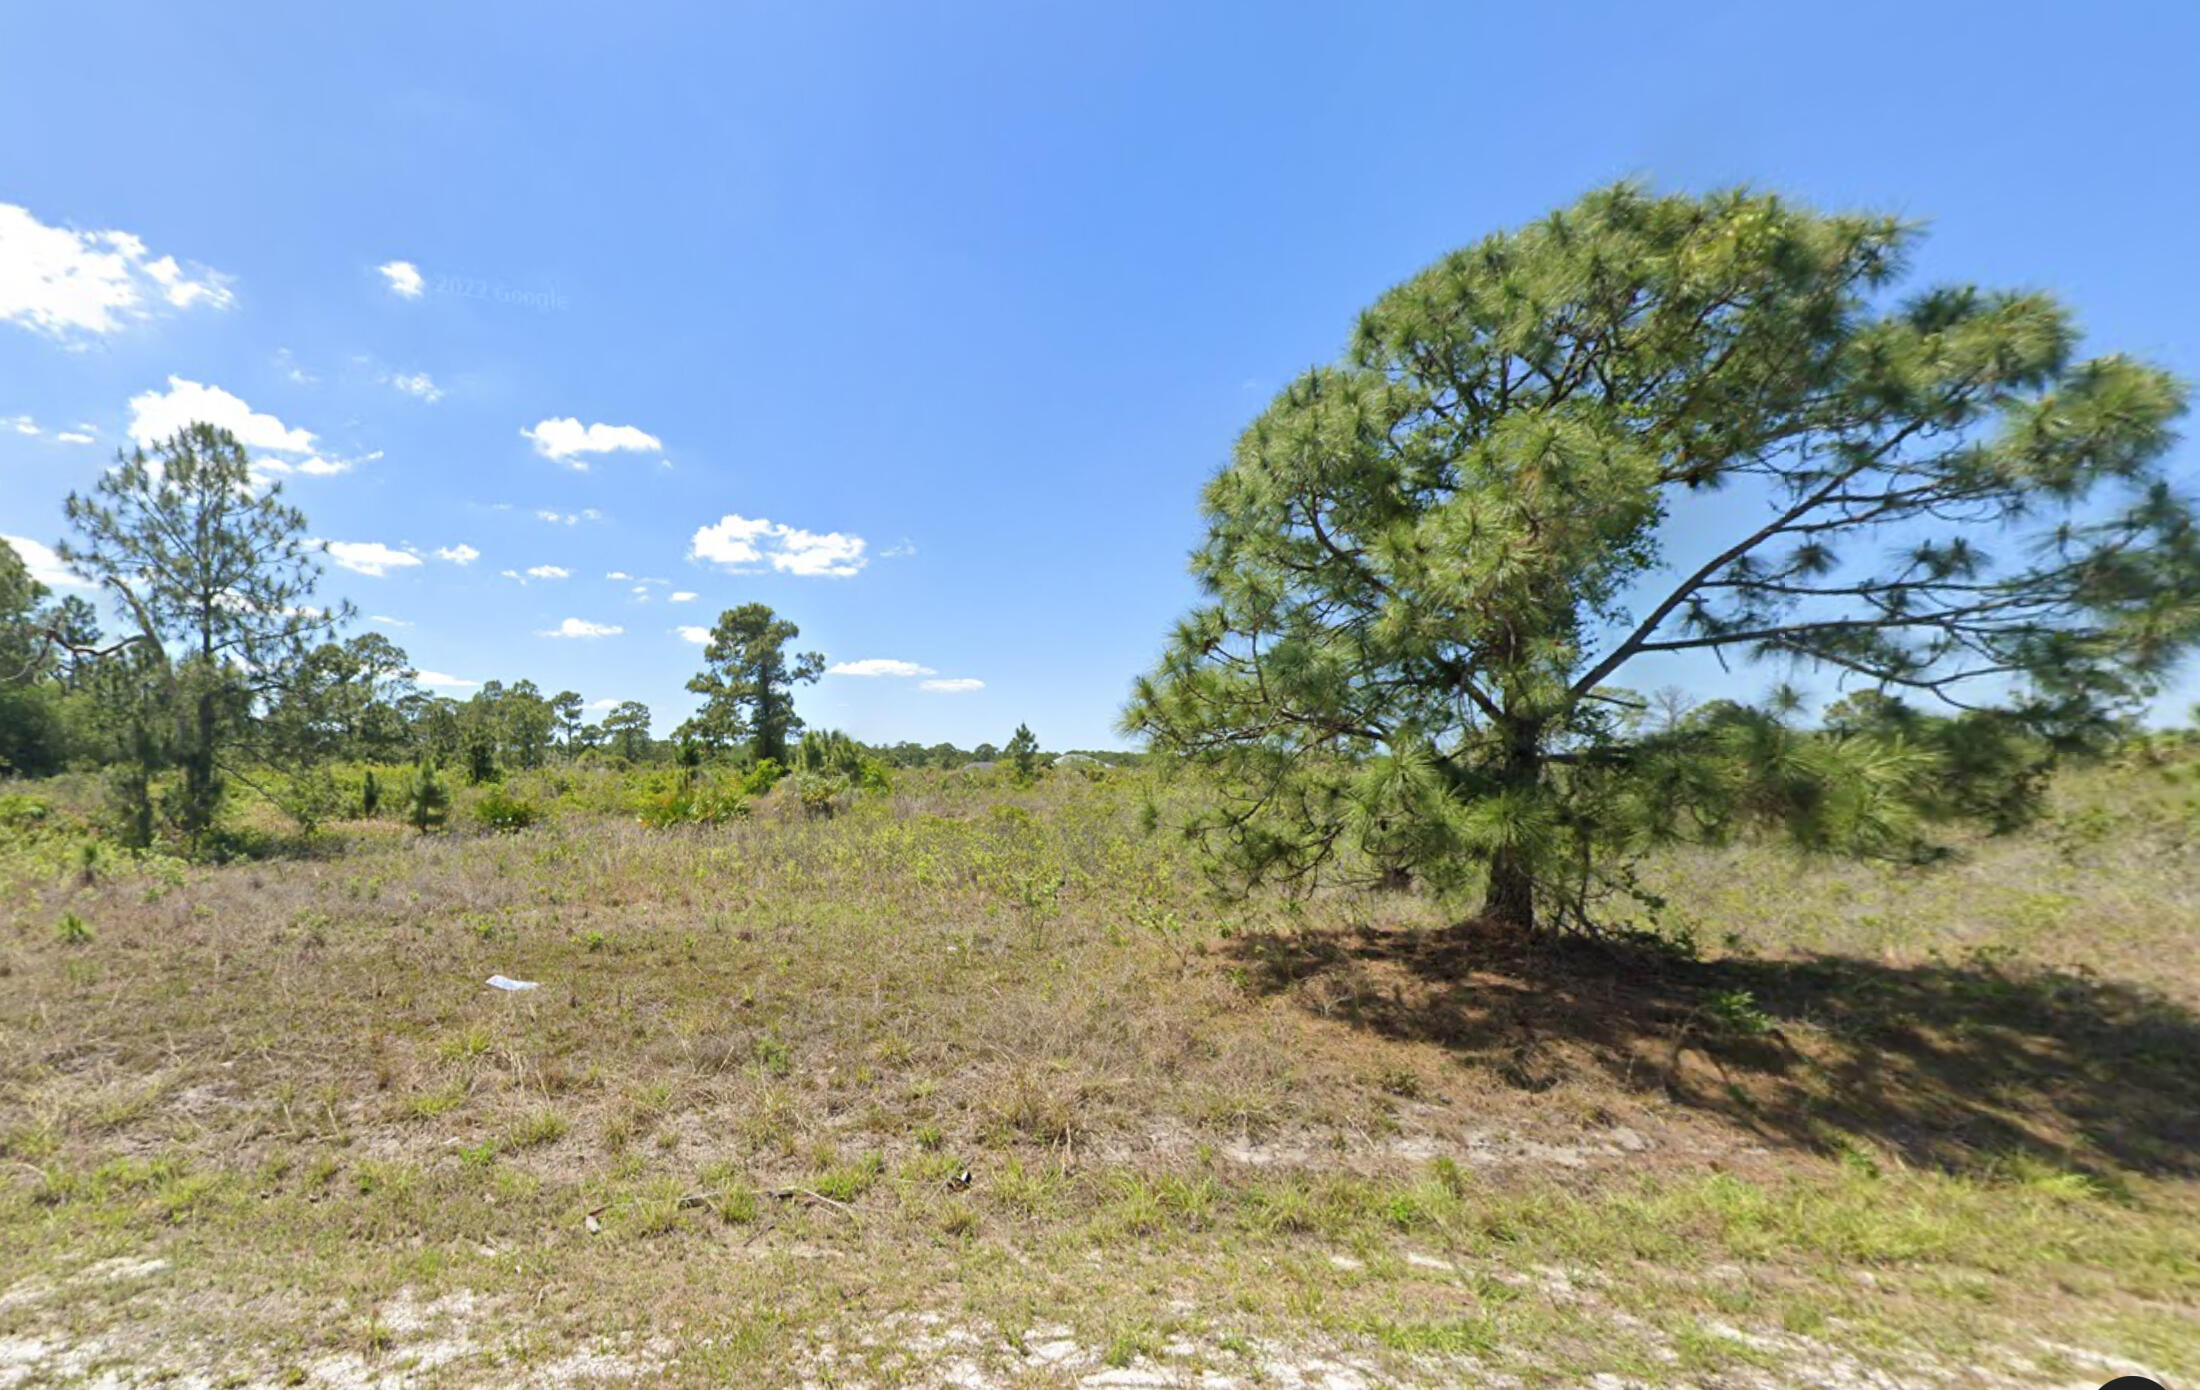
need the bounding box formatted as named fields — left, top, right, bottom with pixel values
left=1223, top=923, right=2200, bottom=1177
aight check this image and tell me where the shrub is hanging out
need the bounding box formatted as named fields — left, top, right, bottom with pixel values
left=789, top=771, right=847, bottom=820
left=635, top=773, right=748, bottom=828
left=740, top=758, right=786, bottom=797
left=472, top=788, right=541, bottom=833
left=278, top=766, right=345, bottom=835
left=0, top=794, right=51, bottom=830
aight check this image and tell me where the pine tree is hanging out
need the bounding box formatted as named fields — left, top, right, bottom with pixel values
left=1128, top=184, right=2198, bottom=935
left=407, top=761, right=449, bottom=834
left=602, top=701, right=653, bottom=762
left=1005, top=724, right=1040, bottom=782
left=58, top=425, right=353, bottom=847
left=683, top=605, right=823, bottom=765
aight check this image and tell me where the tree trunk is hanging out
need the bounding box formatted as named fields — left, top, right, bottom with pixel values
left=184, top=686, right=217, bottom=843
left=1480, top=848, right=1536, bottom=933
left=1478, top=718, right=1544, bottom=934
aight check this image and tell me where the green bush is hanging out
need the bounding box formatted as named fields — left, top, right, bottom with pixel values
left=789, top=772, right=845, bottom=819
left=634, top=773, right=748, bottom=828
left=472, top=787, right=541, bottom=833
left=0, top=793, right=52, bottom=831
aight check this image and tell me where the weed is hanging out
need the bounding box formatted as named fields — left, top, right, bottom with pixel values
left=504, top=1109, right=569, bottom=1149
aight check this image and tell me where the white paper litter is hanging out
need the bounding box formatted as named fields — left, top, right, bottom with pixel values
left=485, top=975, right=539, bottom=991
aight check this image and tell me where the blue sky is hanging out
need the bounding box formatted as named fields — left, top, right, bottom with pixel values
left=3, top=0, right=2197, bottom=747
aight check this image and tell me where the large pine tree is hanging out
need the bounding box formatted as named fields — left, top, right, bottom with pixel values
left=60, top=425, right=350, bottom=843
left=1128, top=185, right=2198, bottom=935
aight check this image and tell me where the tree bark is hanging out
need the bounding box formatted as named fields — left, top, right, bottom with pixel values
left=1478, top=718, right=1543, bottom=934
left=1480, top=848, right=1536, bottom=933
left=184, top=685, right=217, bottom=843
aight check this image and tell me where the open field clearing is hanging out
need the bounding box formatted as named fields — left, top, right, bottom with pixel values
left=3, top=765, right=2195, bottom=1388
left=10, top=11, right=2200, bottom=1389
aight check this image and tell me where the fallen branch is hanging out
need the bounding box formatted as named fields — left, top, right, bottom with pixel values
left=764, top=1186, right=858, bottom=1218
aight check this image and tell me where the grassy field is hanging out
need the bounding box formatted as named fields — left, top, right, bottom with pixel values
left=1, top=760, right=2196, bottom=1388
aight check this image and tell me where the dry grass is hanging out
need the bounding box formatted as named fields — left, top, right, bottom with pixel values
left=0, top=763, right=2195, bottom=1386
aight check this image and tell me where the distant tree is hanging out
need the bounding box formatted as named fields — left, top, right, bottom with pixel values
left=1647, top=686, right=1699, bottom=735
left=59, top=425, right=351, bottom=844
left=551, top=690, right=584, bottom=753
left=0, top=539, right=68, bottom=775
left=501, top=680, right=555, bottom=769
left=1821, top=689, right=1917, bottom=736
left=1129, top=185, right=2198, bottom=935
left=0, top=538, right=49, bottom=679
left=602, top=700, right=653, bottom=762
left=269, top=632, right=417, bottom=762
left=684, top=604, right=823, bottom=765
left=43, top=594, right=104, bottom=690
left=401, top=693, right=464, bottom=764
left=972, top=742, right=999, bottom=763
left=1005, top=723, right=1040, bottom=781
left=459, top=689, right=502, bottom=784
left=882, top=740, right=929, bottom=768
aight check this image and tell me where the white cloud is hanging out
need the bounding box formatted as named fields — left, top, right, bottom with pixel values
left=605, top=570, right=631, bottom=580
left=7, top=414, right=39, bottom=436
left=676, top=625, right=711, bottom=645
left=390, top=371, right=443, bottom=403
left=521, top=417, right=662, bottom=469
left=526, top=564, right=571, bottom=580
left=369, top=614, right=412, bottom=627
left=125, top=377, right=361, bottom=478
left=1, top=534, right=89, bottom=588
left=54, top=432, right=94, bottom=445
left=258, top=455, right=357, bottom=478
left=586, top=697, right=620, bottom=710
left=669, top=590, right=697, bottom=603
left=434, top=543, right=480, bottom=565
left=415, top=670, right=479, bottom=689
left=882, top=540, right=917, bottom=559
left=325, top=541, right=423, bottom=577
left=829, top=658, right=938, bottom=678
left=378, top=260, right=424, bottom=299
left=541, top=617, right=623, bottom=639
left=535, top=508, right=603, bottom=526
left=774, top=527, right=867, bottom=577
left=690, top=513, right=868, bottom=578
left=0, top=203, right=234, bottom=339
left=919, top=678, right=985, bottom=694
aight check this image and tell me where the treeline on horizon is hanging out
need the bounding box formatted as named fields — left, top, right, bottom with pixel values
left=0, top=459, right=1137, bottom=855
left=8, top=491, right=2190, bottom=861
